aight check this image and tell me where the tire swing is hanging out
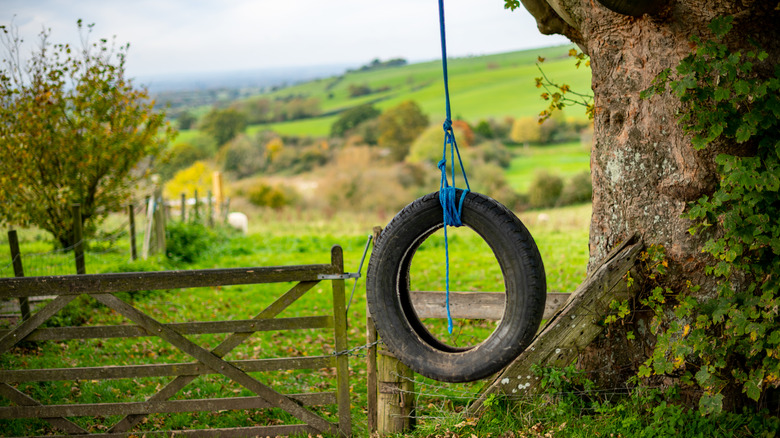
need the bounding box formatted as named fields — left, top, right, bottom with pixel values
left=365, top=0, right=547, bottom=383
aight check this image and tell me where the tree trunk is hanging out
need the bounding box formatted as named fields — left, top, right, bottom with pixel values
left=518, top=0, right=780, bottom=388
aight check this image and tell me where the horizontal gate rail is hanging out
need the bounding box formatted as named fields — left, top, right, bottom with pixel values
left=0, top=356, right=336, bottom=383
left=21, top=424, right=320, bottom=438
left=0, top=264, right=339, bottom=298
left=0, top=246, right=352, bottom=437
left=0, top=315, right=333, bottom=341
left=0, top=393, right=336, bottom=419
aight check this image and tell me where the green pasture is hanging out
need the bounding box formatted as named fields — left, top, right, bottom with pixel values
left=248, top=115, right=338, bottom=138
left=172, top=45, right=591, bottom=139
left=505, top=141, right=591, bottom=193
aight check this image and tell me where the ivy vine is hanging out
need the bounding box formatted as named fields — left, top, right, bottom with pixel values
left=640, top=16, right=780, bottom=414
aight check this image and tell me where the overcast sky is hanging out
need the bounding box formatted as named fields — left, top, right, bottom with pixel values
left=0, top=0, right=569, bottom=79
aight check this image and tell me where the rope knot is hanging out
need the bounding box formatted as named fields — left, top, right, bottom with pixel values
left=439, top=186, right=465, bottom=227
left=437, top=159, right=447, bottom=172
left=442, top=119, right=452, bottom=131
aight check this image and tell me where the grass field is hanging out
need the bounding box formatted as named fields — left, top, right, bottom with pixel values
left=0, top=200, right=590, bottom=436
left=505, top=141, right=591, bottom=192
left=176, top=45, right=591, bottom=139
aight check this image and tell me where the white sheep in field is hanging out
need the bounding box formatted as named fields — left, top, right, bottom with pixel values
left=227, top=212, right=248, bottom=234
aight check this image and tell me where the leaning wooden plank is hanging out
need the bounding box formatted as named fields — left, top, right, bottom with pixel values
left=467, top=235, right=643, bottom=415
left=0, top=264, right=337, bottom=298
left=0, top=356, right=336, bottom=383
left=0, top=315, right=334, bottom=341
left=411, top=291, right=570, bottom=320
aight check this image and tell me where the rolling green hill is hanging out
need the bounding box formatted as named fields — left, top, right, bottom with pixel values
left=242, top=45, right=592, bottom=137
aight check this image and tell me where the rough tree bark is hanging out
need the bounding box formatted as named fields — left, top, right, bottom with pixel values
left=517, top=0, right=780, bottom=387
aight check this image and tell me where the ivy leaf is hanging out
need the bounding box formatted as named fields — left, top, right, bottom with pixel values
left=744, top=370, right=763, bottom=401
left=714, top=87, right=730, bottom=102
left=699, top=392, right=724, bottom=415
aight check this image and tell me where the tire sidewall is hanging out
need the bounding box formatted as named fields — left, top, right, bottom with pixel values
left=367, top=191, right=546, bottom=382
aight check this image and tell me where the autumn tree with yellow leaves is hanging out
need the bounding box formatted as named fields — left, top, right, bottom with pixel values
left=0, top=21, right=175, bottom=247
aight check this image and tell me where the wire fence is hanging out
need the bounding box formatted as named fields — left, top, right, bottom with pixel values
left=0, top=190, right=233, bottom=280
left=0, top=202, right=148, bottom=279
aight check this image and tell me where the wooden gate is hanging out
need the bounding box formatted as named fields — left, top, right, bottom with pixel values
left=0, top=246, right=351, bottom=437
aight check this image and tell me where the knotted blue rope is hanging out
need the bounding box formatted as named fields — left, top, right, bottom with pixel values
left=438, top=0, right=470, bottom=334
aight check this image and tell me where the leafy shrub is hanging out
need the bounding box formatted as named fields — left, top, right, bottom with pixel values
left=165, top=221, right=218, bottom=264
left=265, top=143, right=330, bottom=175
left=377, top=100, right=429, bottom=161
left=164, top=161, right=215, bottom=200
left=217, top=134, right=266, bottom=178
left=247, top=183, right=296, bottom=209
left=470, top=140, right=512, bottom=169
left=510, top=117, right=542, bottom=145
left=474, top=119, right=494, bottom=139
left=348, top=83, right=372, bottom=98
left=42, top=295, right=95, bottom=328
left=158, top=142, right=210, bottom=181
left=557, top=171, right=592, bottom=206
left=406, top=124, right=474, bottom=166
left=330, top=103, right=380, bottom=137
left=316, top=146, right=411, bottom=213
left=527, top=171, right=563, bottom=208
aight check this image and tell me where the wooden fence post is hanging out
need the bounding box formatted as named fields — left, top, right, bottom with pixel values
left=142, top=196, right=153, bottom=259
left=222, top=197, right=231, bottom=224
left=207, top=190, right=214, bottom=228
left=377, top=351, right=415, bottom=435
left=367, top=227, right=382, bottom=434
left=180, top=193, right=186, bottom=222
left=128, top=204, right=137, bottom=261
left=193, top=189, right=200, bottom=222
left=212, top=171, right=223, bottom=222
left=7, top=230, right=30, bottom=321
left=72, top=204, right=86, bottom=275
left=371, top=228, right=415, bottom=435
left=154, top=188, right=166, bottom=255
left=331, top=245, right=352, bottom=437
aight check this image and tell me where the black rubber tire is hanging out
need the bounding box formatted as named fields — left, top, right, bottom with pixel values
left=366, top=190, right=546, bottom=382
left=595, top=0, right=664, bottom=17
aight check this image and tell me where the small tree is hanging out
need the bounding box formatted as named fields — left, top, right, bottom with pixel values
left=199, top=107, right=247, bottom=146
left=377, top=100, right=429, bottom=161
left=510, top=117, right=542, bottom=145
left=177, top=111, right=197, bottom=130
left=330, top=103, right=380, bottom=137
left=0, top=21, right=175, bottom=248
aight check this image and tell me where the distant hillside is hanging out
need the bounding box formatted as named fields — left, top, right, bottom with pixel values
left=235, top=45, right=592, bottom=137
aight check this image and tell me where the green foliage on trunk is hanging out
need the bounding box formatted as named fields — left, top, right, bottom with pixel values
left=640, top=16, right=780, bottom=413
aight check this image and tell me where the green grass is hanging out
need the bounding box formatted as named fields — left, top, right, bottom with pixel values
left=247, top=115, right=338, bottom=138
left=505, top=141, right=591, bottom=192
left=0, top=203, right=590, bottom=436
left=6, top=205, right=773, bottom=437
left=175, top=45, right=591, bottom=139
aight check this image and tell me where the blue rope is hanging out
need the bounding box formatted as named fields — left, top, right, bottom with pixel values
left=438, top=0, right=470, bottom=334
